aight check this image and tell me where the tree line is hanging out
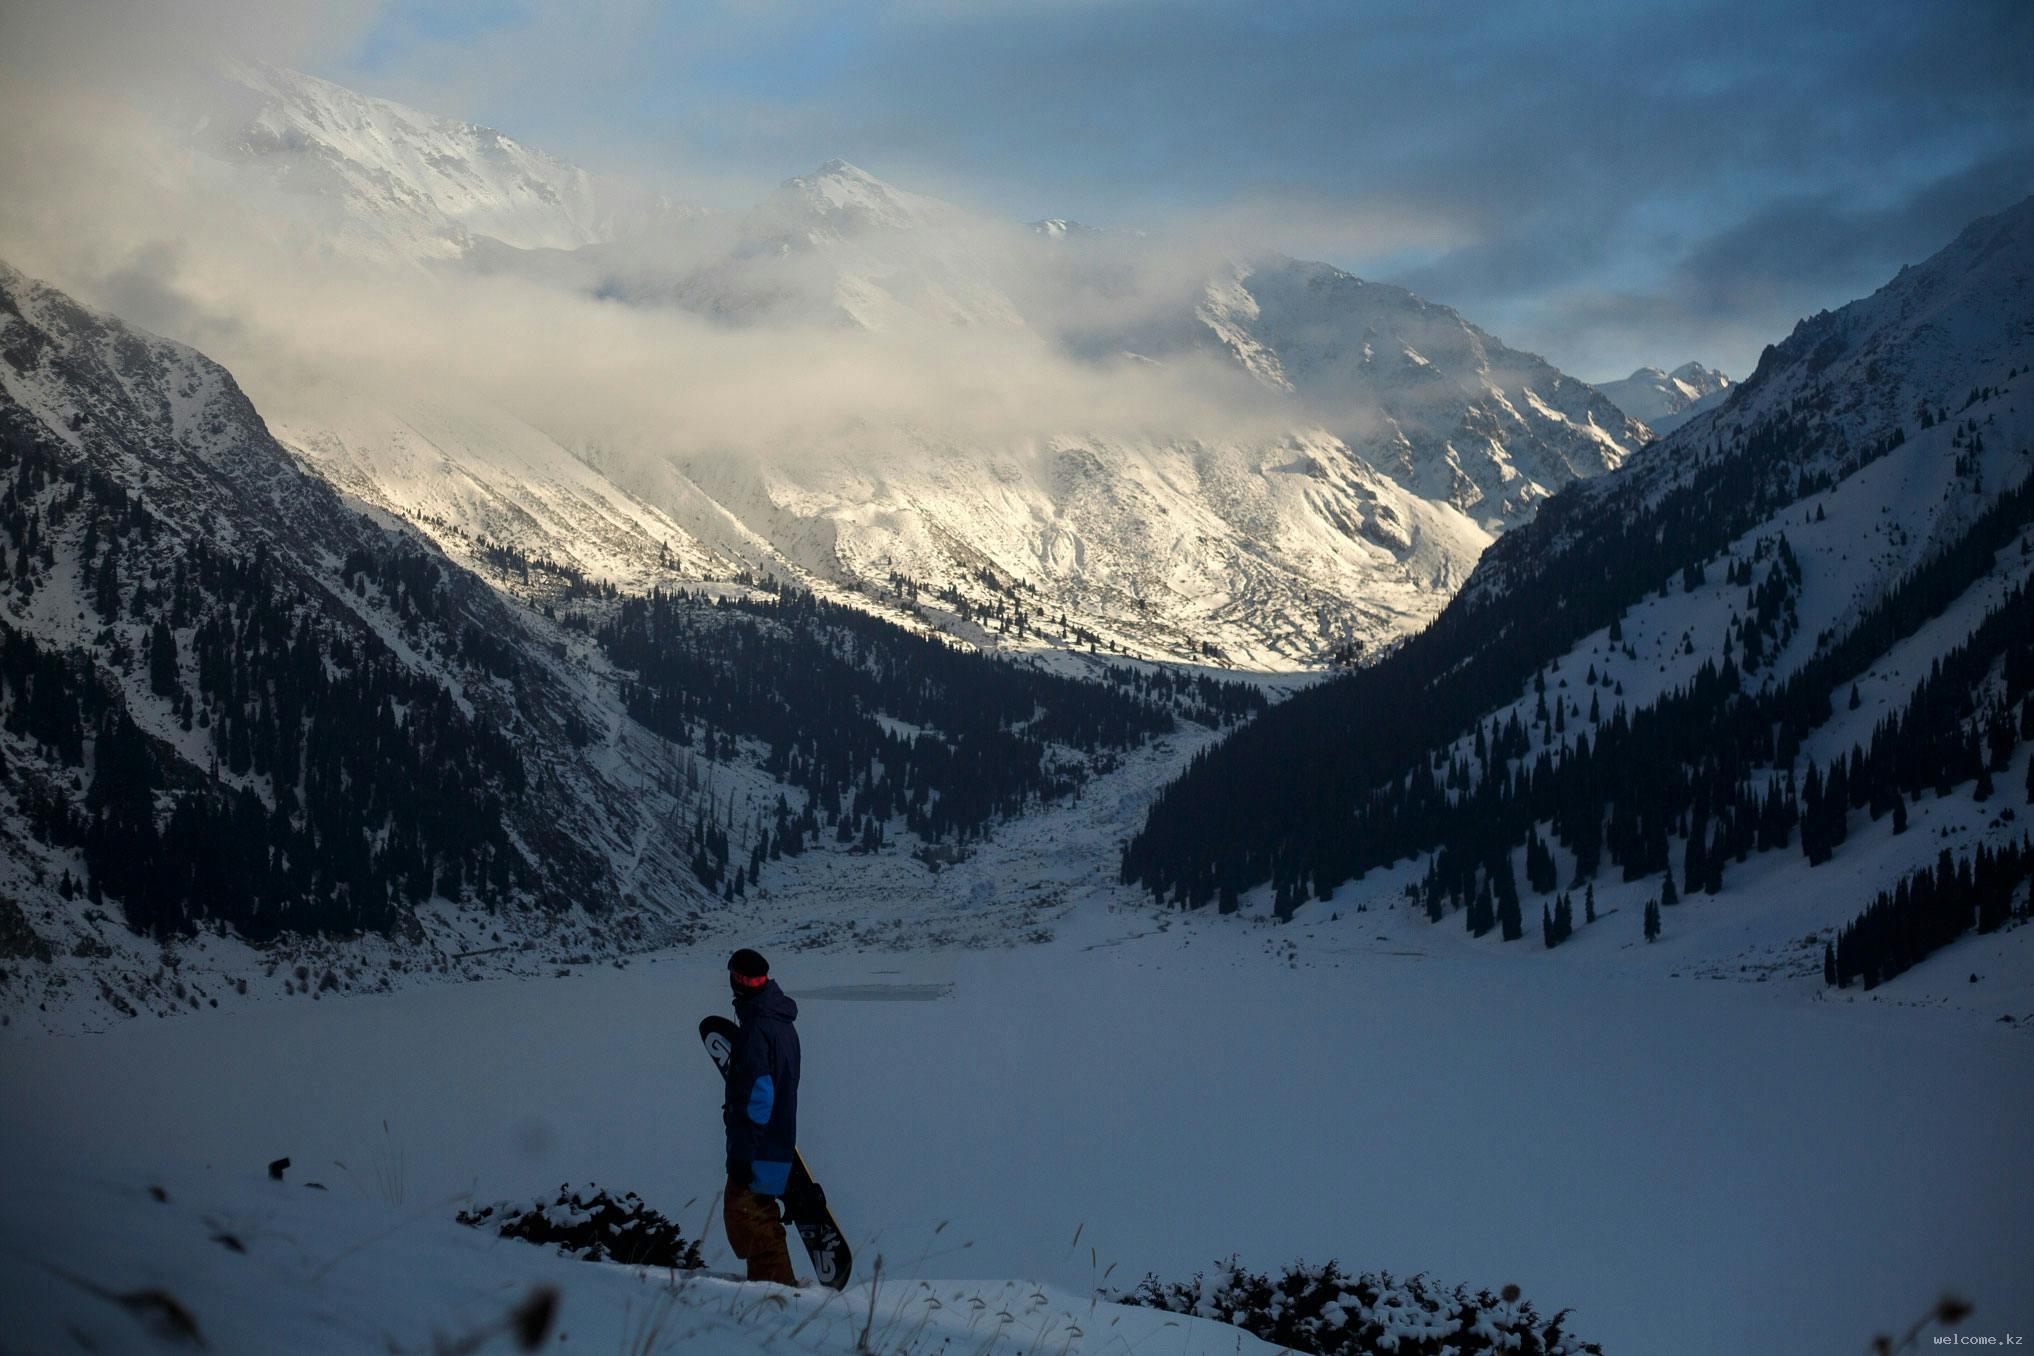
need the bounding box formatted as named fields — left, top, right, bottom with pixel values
left=2, top=416, right=538, bottom=943
left=1124, top=395, right=1902, bottom=910
left=1123, top=402, right=2032, bottom=983
left=598, top=584, right=1189, bottom=848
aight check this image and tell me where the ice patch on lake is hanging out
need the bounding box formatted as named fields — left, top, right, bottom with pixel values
left=796, top=983, right=958, bottom=1002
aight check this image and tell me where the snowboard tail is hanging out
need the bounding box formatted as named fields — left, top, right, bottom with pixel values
left=700, top=1014, right=853, bottom=1289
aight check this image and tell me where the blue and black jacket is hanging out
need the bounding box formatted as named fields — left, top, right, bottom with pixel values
left=724, top=980, right=800, bottom=1197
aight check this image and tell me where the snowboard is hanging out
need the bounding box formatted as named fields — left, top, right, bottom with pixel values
left=699, top=1014, right=853, bottom=1289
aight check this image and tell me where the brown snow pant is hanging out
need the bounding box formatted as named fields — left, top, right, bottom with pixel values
left=724, top=1176, right=797, bottom=1285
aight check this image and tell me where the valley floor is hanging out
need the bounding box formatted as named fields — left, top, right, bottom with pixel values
left=2, top=873, right=2030, bottom=1354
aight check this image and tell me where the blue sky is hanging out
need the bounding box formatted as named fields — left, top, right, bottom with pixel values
left=314, top=0, right=2033, bottom=381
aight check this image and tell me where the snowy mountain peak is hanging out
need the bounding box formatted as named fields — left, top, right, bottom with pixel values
left=1029, top=217, right=1111, bottom=240
left=1186, top=256, right=1646, bottom=528
left=693, top=158, right=1027, bottom=330
left=760, top=159, right=945, bottom=238
left=1719, top=193, right=2032, bottom=453
left=1667, top=360, right=1729, bottom=391
left=815, top=157, right=877, bottom=181
left=204, top=60, right=682, bottom=263
left=1595, top=360, right=1733, bottom=434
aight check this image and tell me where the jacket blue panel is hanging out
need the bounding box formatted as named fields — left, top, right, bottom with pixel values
left=723, top=980, right=801, bottom=1196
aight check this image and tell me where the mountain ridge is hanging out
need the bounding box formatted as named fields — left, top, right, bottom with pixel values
left=203, top=60, right=695, bottom=265
left=185, top=65, right=1645, bottom=670
left=1594, top=361, right=1731, bottom=434
left=1121, top=196, right=2034, bottom=969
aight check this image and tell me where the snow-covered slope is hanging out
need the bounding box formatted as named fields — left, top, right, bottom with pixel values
left=644, top=426, right=1492, bottom=670
left=1593, top=360, right=1731, bottom=434
left=0, top=1142, right=1275, bottom=1356
left=271, top=395, right=749, bottom=594
left=1181, top=258, right=1644, bottom=529
left=1496, top=195, right=2034, bottom=597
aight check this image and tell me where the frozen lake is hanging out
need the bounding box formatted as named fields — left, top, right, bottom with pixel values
left=4, top=900, right=2029, bottom=1352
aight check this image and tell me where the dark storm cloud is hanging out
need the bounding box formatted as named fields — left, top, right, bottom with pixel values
left=553, top=0, right=2032, bottom=380
left=294, top=0, right=2034, bottom=378
left=1675, top=146, right=2034, bottom=313
left=1478, top=139, right=2034, bottom=380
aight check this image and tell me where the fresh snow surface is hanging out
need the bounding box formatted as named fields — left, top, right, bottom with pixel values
left=2, top=901, right=2029, bottom=1355
left=1, top=1143, right=1267, bottom=1356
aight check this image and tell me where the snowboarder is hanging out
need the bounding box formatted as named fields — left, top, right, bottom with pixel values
left=721, top=948, right=801, bottom=1285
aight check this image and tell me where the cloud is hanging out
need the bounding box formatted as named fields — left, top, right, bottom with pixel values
left=0, top=38, right=1295, bottom=482
left=4, top=0, right=2030, bottom=408
left=1480, top=143, right=2034, bottom=381
left=514, top=0, right=2026, bottom=378
left=0, top=0, right=379, bottom=89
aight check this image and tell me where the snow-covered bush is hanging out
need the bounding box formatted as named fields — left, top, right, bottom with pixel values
left=457, top=1184, right=704, bottom=1270
left=1118, top=1257, right=1602, bottom=1355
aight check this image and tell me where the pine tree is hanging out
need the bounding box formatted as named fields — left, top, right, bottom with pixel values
left=1497, top=875, right=1523, bottom=942
left=1584, top=881, right=1596, bottom=924
left=1469, top=877, right=1495, bottom=937
left=1661, top=870, right=1679, bottom=908
left=93, top=543, right=121, bottom=622
left=148, top=620, right=180, bottom=698
left=1643, top=898, right=1661, bottom=942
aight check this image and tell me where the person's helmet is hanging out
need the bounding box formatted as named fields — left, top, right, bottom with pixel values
left=729, top=948, right=769, bottom=992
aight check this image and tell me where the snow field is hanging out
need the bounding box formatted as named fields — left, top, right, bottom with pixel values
left=0, top=1145, right=1265, bottom=1356
left=3, top=911, right=2028, bottom=1353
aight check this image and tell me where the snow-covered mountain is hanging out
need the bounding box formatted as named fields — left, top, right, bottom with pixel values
left=199, top=60, right=691, bottom=264
left=659, top=159, right=1025, bottom=331
left=0, top=260, right=709, bottom=988
left=156, top=67, right=1646, bottom=669
left=1029, top=217, right=1116, bottom=240
left=1180, top=257, right=1641, bottom=529
left=639, top=183, right=1644, bottom=662
left=1126, top=196, right=2034, bottom=979
left=1594, top=361, right=1732, bottom=434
